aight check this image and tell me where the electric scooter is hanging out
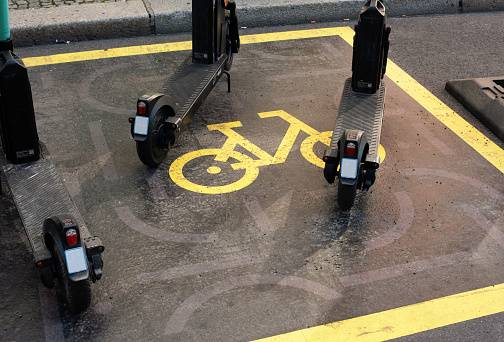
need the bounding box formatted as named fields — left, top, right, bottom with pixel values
left=129, top=0, right=240, bottom=167
left=322, top=0, right=390, bottom=210
left=0, top=3, right=104, bottom=313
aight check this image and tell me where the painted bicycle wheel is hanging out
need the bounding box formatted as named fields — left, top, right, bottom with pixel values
left=169, top=149, right=260, bottom=194
left=300, top=131, right=387, bottom=168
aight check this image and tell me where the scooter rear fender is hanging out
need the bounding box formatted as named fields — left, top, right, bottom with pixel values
left=43, top=215, right=89, bottom=282
left=338, top=129, right=368, bottom=187
left=338, top=129, right=368, bottom=162
left=131, top=93, right=177, bottom=142
left=323, top=148, right=339, bottom=184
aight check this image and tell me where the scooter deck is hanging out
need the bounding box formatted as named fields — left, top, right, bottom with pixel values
left=329, top=77, right=386, bottom=159
left=159, top=54, right=228, bottom=128
left=0, top=143, right=93, bottom=258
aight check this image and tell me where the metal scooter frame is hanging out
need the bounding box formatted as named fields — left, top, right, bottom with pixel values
left=130, top=0, right=240, bottom=167
left=323, top=0, right=390, bottom=210
left=0, top=32, right=104, bottom=313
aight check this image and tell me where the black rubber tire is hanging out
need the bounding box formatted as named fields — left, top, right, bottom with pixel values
left=224, top=41, right=233, bottom=71
left=53, top=244, right=91, bottom=313
left=224, top=19, right=233, bottom=71
left=136, top=108, right=169, bottom=167
left=337, top=182, right=357, bottom=211
left=39, top=266, right=55, bottom=289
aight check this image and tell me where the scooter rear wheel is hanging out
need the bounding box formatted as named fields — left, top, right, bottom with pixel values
left=224, top=18, right=233, bottom=71
left=224, top=40, right=233, bottom=71
left=337, top=182, right=357, bottom=211
left=53, top=244, right=91, bottom=313
left=136, top=108, right=169, bottom=167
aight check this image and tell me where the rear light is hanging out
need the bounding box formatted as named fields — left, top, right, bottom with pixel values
left=66, top=228, right=78, bottom=247
left=346, top=142, right=356, bottom=157
left=138, top=102, right=147, bottom=115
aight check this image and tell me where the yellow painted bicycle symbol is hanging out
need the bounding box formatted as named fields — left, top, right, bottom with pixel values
left=169, top=110, right=385, bottom=194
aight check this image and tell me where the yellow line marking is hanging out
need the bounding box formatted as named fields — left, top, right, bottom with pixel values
left=240, top=27, right=354, bottom=45
left=23, top=27, right=353, bottom=67
left=385, top=61, right=504, bottom=174
left=23, top=41, right=192, bottom=67
left=252, top=283, right=504, bottom=341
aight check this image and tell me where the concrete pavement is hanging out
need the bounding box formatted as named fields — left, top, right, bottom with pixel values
left=7, top=0, right=504, bottom=47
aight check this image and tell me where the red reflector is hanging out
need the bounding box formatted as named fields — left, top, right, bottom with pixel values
left=66, top=229, right=78, bottom=247
left=138, top=102, right=147, bottom=115
left=346, top=142, right=356, bottom=157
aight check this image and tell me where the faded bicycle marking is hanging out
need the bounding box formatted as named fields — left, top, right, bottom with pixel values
left=115, top=206, right=218, bottom=243
left=145, top=168, right=168, bottom=202
left=79, top=63, right=169, bottom=116
left=164, top=274, right=342, bottom=335
left=462, top=205, right=504, bottom=249
left=138, top=254, right=262, bottom=285
left=38, top=284, right=65, bottom=342
left=340, top=251, right=479, bottom=287
left=402, top=168, right=504, bottom=200
left=79, top=64, right=131, bottom=115
left=363, top=191, right=414, bottom=251
left=89, top=121, right=118, bottom=181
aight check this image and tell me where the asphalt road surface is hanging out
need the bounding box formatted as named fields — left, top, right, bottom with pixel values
left=1, top=11, right=503, bottom=342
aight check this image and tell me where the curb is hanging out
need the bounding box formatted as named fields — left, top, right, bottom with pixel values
left=10, top=1, right=151, bottom=47
left=8, top=0, right=504, bottom=47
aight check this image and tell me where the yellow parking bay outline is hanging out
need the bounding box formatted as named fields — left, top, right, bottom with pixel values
left=253, top=283, right=504, bottom=341
left=23, top=27, right=504, bottom=340
left=23, top=26, right=504, bottom=175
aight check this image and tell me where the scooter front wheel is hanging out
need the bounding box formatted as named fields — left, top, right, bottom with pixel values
left=136, top=108, right=169, bottom=167
left=53, top=244, right=91, bottom=313
left=224, top=18, right=234, bottom=71
left=337, top=182, right=357, bottom=211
